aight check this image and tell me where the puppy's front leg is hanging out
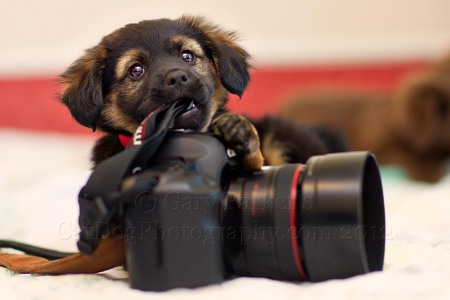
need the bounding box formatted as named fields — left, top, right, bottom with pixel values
left=211, top=113, right=264, bottom=170
left=91, top=134, right=124, bottom=167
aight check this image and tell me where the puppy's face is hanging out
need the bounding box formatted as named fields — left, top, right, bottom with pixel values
left=61, top=16, right=250, bottom=134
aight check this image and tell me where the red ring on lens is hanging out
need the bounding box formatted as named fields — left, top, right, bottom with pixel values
left=290, top=165, right=306, bottom=280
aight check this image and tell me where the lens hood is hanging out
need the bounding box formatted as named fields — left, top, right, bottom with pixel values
left=300, top=152, right=385, bottom=281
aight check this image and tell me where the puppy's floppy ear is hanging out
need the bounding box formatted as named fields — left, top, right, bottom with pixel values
left=179, top=16, right=251, bottom=97
left=392, top=73, right=450, bottom=153
left=61, top=45, right=106, bottom=130
left=212, top=36, right=251, bottom=97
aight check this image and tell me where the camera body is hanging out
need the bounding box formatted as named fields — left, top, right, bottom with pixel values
left=124, top=132, right=231, bottom=291
left=121, top=131, right=386, bottom=291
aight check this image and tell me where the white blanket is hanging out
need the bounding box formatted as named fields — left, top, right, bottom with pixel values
left=1, top=129, right=449, bottom=300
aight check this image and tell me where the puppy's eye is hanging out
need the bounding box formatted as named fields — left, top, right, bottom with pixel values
left=180, top=50, right=195, bottom=64
left=128, top=63, right=145, bottom=79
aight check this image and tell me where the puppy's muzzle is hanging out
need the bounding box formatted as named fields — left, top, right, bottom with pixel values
left=147, top=67, right=210, bottom=131
left=164, top=69, right=190, bottom=89
left=155, top=67, right=208, bottom=110
left=155, top=68, right=204, bottom=101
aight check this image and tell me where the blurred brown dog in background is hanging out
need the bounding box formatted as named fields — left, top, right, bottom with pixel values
left=279, top=53, right=450, bottom=183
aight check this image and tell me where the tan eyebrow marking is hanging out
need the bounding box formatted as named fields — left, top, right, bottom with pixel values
left=171, top=35, right=212, bottom=77
left=115, top=48, right=141, bottom=79
left=171, top=35, right=205, bottom=57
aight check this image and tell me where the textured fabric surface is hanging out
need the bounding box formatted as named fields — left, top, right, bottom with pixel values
left=1, top=129, right=449, bottom=300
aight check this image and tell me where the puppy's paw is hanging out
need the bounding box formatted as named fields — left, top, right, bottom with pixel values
left=211, top=113, right=264, bottom=170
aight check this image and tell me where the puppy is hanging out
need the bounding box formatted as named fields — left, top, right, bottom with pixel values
left=61, top=16, right=340, bottom=171
left=278, top=52, right=450, bottom=182
left=61, top=16, right=264, bottom=170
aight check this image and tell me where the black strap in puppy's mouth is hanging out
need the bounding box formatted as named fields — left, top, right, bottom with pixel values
left=119, top=99, right=194, bottom=148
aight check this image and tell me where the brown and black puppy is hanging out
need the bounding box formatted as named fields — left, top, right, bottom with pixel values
left=61, top=16, right=263, bottom=170
left=279, top=52, right=450, bottom=182
left=60, top=16, right=339, bottom=170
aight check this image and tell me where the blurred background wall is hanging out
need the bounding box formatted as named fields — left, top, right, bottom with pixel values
left=1, top=0, right=450, bottom=134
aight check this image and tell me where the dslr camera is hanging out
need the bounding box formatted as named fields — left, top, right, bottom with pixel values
left=77, top=102, right=385, bottom=291
left=113, top=131, right=385, bottom=291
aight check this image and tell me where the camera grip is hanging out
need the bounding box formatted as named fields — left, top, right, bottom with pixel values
left=124, top=168, right=225, bottom=291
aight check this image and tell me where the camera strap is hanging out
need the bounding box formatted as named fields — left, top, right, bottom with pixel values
left=77, top=100, right=193, bottom=255
left=0, top=100, right=192, bottom=275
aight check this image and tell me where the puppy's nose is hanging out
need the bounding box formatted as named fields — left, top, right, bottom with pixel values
left=165, top=70, right=189, bottom=88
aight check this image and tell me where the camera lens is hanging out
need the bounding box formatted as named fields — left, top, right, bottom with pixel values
left=223, top=151, right=385, bottom=281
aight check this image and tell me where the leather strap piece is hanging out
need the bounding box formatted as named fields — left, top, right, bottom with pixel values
left=0, top=236, right=125, bottom=274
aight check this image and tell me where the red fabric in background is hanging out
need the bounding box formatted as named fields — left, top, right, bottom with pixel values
left=0, top=77, right=94, bottom=135
left=0, top=62, right=429, bottom=134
